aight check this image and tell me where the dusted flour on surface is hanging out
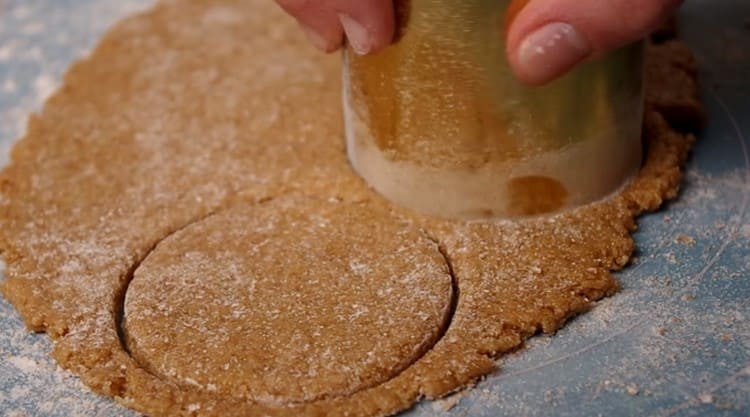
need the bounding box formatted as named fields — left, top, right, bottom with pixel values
left=0, top=0, right=702, bottom=416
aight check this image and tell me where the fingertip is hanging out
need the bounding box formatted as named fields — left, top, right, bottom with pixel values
left=506, top=0, right=681, bottom=83
left=336, top=0, right=395, bottom=55
left=509, top=22, right=592, bottom=86
left=368, top=0, right=396, bottom=53
left=298, top=20, right=345, bottom=54
left=338, top=13, right=373, bottom=55
left=299, top=24, right=339, bottom=53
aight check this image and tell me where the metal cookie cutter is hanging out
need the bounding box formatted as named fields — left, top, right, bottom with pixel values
left=343, top=0, right=645, bottom=219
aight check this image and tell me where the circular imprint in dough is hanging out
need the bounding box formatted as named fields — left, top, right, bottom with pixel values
left=122, top=196, right=454, bottom=406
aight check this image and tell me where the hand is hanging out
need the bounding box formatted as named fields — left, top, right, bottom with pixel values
left=505, top=0, right=683, bottom=84
left=275, top=0, right=395, bottom=55
left=275, top=0, right=682, bottom=85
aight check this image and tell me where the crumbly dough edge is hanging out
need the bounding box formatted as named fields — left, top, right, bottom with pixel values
left=0, top=2, right=703, bottom=416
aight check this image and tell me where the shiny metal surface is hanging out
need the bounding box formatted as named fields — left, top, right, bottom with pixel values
left=343, top=0, right=645, bottom=219
left=3, top=2, right=749, bottom=417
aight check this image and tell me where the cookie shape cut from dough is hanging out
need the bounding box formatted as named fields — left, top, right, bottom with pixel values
left=0, top=0, right=703, bottom=416
left=123, top=197, right=454, bottom=406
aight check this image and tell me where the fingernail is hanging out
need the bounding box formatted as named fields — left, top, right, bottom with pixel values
left=517, top=22, right=591, bottom=85
left=338, top=14, right=372, bottom=55
left=300, top=24, right=331, bottom=52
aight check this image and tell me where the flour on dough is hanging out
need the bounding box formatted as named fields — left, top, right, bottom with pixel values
left=0, top=1, right=702, bottom=416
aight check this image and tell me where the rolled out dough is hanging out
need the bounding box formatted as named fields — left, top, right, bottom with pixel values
left=123, top=197, right=454, bottom=406
left=0, top=0, right=702, bottom=416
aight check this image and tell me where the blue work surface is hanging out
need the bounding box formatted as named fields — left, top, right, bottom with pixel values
left=0, top=1, right=748, bottom=416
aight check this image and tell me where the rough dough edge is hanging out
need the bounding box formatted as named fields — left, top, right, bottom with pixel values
left=0, top=4, right=703, bottom=417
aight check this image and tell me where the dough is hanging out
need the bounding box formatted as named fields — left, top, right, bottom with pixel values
left=0, top=0, right=702, bottom=416
left=123, top=197, right=454, bottom=405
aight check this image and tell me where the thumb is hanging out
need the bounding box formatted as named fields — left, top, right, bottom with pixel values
left=506, top=0, right=683, bottom=85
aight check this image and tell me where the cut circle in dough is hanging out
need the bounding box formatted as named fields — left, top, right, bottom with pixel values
left=122, top=196, right=454, bottom=406
left=0, top=0, right=703, bottom=416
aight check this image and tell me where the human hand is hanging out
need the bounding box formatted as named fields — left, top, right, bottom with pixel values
left=505, top=0, right=683, bottom=84
left=274, top=0, right=395, bottom=55
left=275, top=0, right=682, bottom=85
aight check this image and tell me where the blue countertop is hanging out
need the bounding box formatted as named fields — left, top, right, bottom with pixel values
left=1, top=1, right=749, bottom=416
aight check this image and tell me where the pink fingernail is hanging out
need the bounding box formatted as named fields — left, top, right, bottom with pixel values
left=517, top=22, right=591, bottom=84
left=338, top=14, right=372, bottom=55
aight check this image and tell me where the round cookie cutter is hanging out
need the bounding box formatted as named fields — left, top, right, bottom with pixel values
left=343, top=0, right=645, bottom=219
